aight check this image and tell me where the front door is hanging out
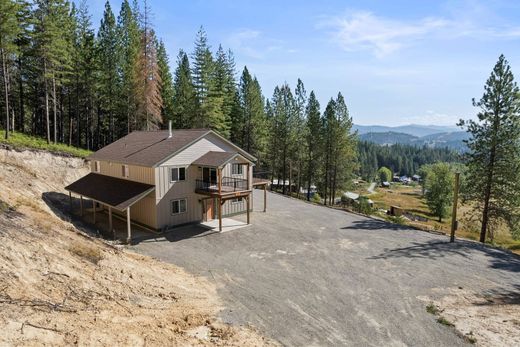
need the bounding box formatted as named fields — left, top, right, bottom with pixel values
left=202, top=167, right=218, bottom=186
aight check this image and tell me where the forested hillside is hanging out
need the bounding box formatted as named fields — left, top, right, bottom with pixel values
left=0, top=0, right=357, bottom=204
left=357, top=141, right=460, bottom=180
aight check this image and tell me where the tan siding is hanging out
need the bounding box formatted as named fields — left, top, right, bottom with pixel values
left=95, top=160, right=154, bottom=185
left=156, top=165, right=203, bottom=229
left=130, top=192, right=157, bottom=228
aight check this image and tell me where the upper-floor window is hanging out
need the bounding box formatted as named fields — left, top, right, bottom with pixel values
left=122, top=165, right=129, bottom=178
left=94, top=161, right=100, bottom=173
left=232, top=163, right=243, bottom=175
left=171, top=198, right=187, bottom=214
left=171, top=167, right=186, bottom=182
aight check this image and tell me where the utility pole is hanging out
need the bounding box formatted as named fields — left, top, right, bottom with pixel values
left=450, top=172, right=460, bottom=243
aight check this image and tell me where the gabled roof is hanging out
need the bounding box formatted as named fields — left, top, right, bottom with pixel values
left=192, top=151, right=252, bottom=168
left=87, top=129, right=256, bottom=167
left=65, top=173, right=155, bottom=211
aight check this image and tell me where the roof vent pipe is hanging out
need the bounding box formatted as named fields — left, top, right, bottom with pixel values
left=168, top=120, right=172, bottom=138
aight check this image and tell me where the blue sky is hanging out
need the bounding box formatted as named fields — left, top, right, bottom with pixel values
left=86, top=0, right=520, bottom=126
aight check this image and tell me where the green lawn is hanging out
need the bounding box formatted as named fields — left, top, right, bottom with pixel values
left=0, top=131, right=92, bottom=158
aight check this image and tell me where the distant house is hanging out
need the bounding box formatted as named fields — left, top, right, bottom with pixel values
left=65, top=123, right=269, bottom=242
left=392, top=175, right=401, bottom=183
left=382, top=181, right=391, bottom=188
left=412, top=174, right=421, bottom=181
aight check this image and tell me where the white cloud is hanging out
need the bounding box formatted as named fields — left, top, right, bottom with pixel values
left=322, top=8, right=520, bottom=58
left=323, top=11, right=448, bottom=58
left=226, top=29, right=295, bottom=60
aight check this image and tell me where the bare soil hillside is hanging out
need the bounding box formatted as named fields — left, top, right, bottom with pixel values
left=0, top=148, right=275, bottom=346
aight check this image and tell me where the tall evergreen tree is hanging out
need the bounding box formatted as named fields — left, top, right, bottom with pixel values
left=172, top=49, right=197, bottom=128
left=116, top=0, right=140, bottom=134
left=191, top=26, right=213, bottom=127
left=33, top=0, right=74, bottom=143
left=156, top=39, right=174, bottom=123
left=304, top=91, right=321, bottom=201
left=459, top=55, right=520, bottom=242
left=96, top=0, right=118, bottom=143
left=0, top=0, right=23, bottom=139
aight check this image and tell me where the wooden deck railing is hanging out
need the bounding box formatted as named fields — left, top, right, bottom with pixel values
left=195, top=177, right=248, bottom=194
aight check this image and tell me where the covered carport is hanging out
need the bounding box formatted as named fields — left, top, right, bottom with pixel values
left=65, top=173, right=155, bottom=243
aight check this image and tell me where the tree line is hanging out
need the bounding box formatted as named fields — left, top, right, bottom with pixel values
left=0, top=0, right=358, bottom=205
left=358, top=141, right=459, bottom=180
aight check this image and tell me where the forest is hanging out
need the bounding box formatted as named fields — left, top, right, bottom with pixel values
left=0, top=0, right=356, bottom=205
left=357, top=141, right=460, bottom=180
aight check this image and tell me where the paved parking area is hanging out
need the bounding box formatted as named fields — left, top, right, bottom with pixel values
left=134, top=190, right=520, bottom=346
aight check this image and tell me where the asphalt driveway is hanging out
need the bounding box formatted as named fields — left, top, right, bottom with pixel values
left=133, top=190, right=520, bottom=346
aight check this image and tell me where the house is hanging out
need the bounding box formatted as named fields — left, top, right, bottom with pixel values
left=65, top=123, right=269, bottom=243
left=412, top=174, right=421, bottom=181
left=382, top=181, right=391, bottom=188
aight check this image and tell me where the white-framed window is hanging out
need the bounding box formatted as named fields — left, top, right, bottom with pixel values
left=122, top=165, right=129, bottom=178
left=231, top=163, right=243, bottom=175
left=94, top=161, right=100, bottom=173
left=231, top=197, right=244, bottom=204
left=171, top=198, right=187, bottom=214
left=170, top=167, right=187, bottom=182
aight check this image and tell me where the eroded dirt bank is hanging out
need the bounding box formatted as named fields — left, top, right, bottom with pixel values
left=0, top=148, right=275, bottom=346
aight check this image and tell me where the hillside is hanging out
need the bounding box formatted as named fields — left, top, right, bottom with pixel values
left=0, top=148, right=273, bottom=346
left=359, top=130, right=469, bottom=151
left=353, top=124, right=459, bottom=137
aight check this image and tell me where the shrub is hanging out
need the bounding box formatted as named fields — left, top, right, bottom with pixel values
left=69, top=242, right=103, bottom=265
left=311, top=193, right=321, bottom=203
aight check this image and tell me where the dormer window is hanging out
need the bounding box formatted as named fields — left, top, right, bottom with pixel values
left=171, top=167, right=186, bottom=182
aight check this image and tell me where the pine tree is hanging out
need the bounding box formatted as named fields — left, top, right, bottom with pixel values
left=459, top=55, right=520, bottom=242
left=191, top=26, right=213, bottom=127
left=97, top=0, right=118, bottom=143
left=34, top=0, right=74, bottom=144
left=156, top=39, right=174, bottom=123
left=0, top=0, right=23, bottom=139
left=116, top=0, right=141, bottom=134
left=293, top=79, right=307, bottom=197
left=304, top=91, right=321, bottom=200
left=172, top=49, right=198, bottom=128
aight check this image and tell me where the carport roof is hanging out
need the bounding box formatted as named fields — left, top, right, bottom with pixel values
left=65, top=173, right=155, bottom=211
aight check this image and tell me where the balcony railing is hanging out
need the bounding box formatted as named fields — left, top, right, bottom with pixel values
left=195, top=177, right=249, bottom=194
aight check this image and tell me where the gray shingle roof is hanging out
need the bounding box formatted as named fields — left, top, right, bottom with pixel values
left=87, top=129, right=210, bottom=167
left=192, top=151, right=245, bottom=168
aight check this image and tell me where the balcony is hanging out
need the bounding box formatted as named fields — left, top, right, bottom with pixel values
left=195, top=177, right=249, bottom=196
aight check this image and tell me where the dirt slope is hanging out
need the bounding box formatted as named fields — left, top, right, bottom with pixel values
left=0, top=148, right=275, bottom=346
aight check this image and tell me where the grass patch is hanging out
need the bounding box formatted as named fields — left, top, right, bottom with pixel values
left=437, top=316, right=454, bottom=327
left=426, top=303, right=440, bottom=315
left=69, top=242, right=103, bottom=265
left=0, top=130, right=92, bottom=158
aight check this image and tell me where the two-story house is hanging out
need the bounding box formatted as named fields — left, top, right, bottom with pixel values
left=65, top=123, right=268, bottom=243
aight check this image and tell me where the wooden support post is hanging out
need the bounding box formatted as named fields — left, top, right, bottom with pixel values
left=218, top=168, right=222, bottom=195
left=108, top=206, right=113, bottom=238
left=93, top=200, right=96, bottom=224
left=218, top=197, right=222, bottom=232
left=263, top=184, right=267, bottom=212
left=450, top=172, right=460, bottom=243
left=126, top=207, right=132, bottom=244
left=69, top=191, right=72, bottom=212
left=247, top=163, right=250, bottom=189
left=80, top=196, right=83, bottom=216
left=247, top=194, right=250, bottom=224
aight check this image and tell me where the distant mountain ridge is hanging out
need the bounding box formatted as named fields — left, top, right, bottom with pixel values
left=358, top=130, right=469, bottom=151
left=353, top=124, right=460, bottom=137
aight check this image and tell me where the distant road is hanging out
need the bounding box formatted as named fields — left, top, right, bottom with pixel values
left=367, top=182, right=376, bottom=194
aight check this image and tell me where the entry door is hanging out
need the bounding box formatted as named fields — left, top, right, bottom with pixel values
left=202, top=167, right=218, bottom=186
